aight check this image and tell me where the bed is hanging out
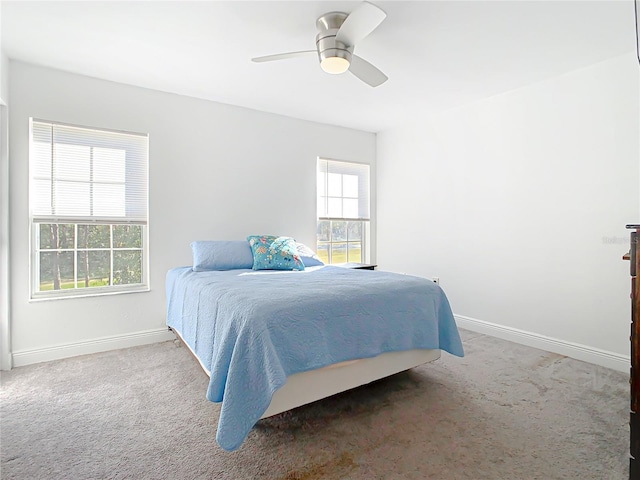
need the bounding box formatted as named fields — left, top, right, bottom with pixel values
left=166, top=240, right=464, bottom=451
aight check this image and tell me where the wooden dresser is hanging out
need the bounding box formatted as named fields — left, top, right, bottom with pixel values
left=626, top=224, right=640, bottom=478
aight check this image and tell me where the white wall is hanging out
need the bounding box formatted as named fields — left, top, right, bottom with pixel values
left=1, top=53, right=8, bottom=105
left=1, top=37, right=11, bottom=369
left=0, top=0, right=7, bottom=104
left=377, top=53, right=639, bottom=370
left=9, top=61, right=376, bottom=365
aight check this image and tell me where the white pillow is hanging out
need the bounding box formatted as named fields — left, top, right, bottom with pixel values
left=295, top=243, right=324, bottom=267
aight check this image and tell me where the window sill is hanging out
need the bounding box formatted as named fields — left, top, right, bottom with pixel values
left=29, top=285, right=150, bottom=302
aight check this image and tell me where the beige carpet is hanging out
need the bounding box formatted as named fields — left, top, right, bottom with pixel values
left=0, top=329, right=629, bottom=479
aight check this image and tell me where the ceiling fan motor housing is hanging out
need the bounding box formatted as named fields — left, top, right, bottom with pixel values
left=315, top=12, right=353, bottom=67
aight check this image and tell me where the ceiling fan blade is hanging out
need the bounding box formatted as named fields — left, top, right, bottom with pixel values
left=252, top=51, right=316, bottom=63
left=349, top=55, right=388, bottom=87
left=335, top=1, right=386, bottom=47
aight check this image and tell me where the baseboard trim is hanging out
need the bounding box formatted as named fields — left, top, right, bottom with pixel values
left=12, top=328, right=176, bottom=368
left=10, top=318, right=629, bottom=373
left=454, top=314, right=629, bottom=373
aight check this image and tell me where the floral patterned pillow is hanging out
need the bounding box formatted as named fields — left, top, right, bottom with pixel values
left=247, top=235, right=305, bottom=271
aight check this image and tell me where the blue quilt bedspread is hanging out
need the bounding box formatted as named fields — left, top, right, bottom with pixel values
left=166, top=266, right=464, bottom=451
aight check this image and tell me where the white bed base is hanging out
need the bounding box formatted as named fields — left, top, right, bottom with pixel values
left=169, top=327, right=440, bottom=418
left=262, top=348, right=440, bottom=418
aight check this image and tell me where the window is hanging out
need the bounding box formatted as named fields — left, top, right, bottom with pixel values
left=29, top=119, right=148, bottom=298
left=317, top=158, right=370, bottom=264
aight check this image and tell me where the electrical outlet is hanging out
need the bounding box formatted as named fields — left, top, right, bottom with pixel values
left=432, top=277, right=440, bottom=285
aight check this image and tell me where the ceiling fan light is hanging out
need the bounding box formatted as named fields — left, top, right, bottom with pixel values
left=321, top=56, right=350, bottom=74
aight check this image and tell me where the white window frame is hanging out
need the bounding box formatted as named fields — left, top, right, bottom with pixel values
left=29, top=119, right=149, bottom=300
left=317, top=158, right=371, bottom=264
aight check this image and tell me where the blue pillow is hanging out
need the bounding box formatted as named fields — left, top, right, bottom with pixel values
left=247, top=235, right=305, bottom=271
left=295, top=242, right=324, bottom=267
left=191, top=241, right=254, bottom=271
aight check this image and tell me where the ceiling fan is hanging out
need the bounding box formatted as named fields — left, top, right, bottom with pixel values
left=251, top=1, right=388, bottom=87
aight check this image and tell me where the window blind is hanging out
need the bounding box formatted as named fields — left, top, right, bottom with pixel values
left=317, top=158, right=370, bottom=220
left=30, top=119, right=148, bottom=224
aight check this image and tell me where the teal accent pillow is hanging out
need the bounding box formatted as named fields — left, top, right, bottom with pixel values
left=247, top=235, right=305, bottom=271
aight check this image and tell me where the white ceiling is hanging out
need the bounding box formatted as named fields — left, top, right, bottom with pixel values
left=1, top=1, right=636, bottom=132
